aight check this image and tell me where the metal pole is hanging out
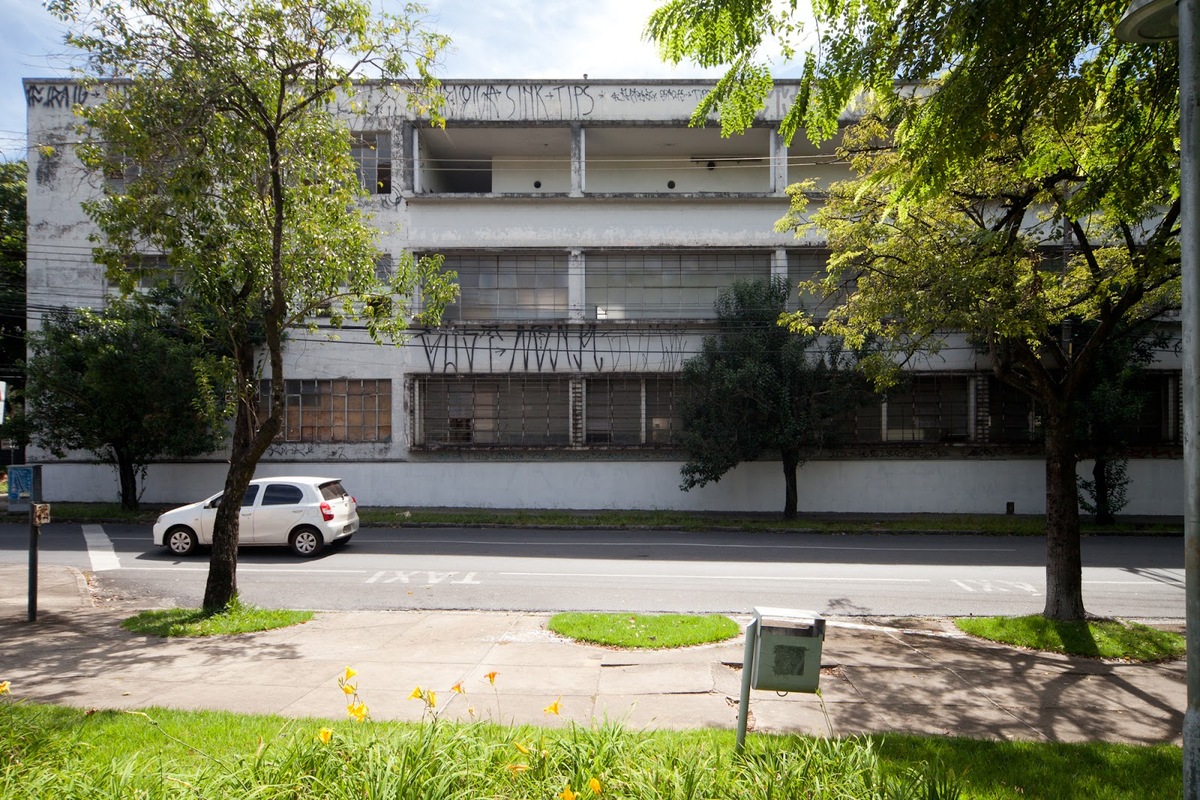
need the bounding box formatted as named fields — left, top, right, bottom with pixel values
left=26, top=467, right=40, bottom=623
left=1181, top=1, right=1200, bottom=794
left=735, top=618, right=757, bottom=752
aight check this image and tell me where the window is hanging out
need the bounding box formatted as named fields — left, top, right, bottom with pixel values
left=586, top=376, right=682, bottom=444
left=442, top=253, right=568, bottom=321
left=414, top=374, right=681, bottom=449
left=417, top=375, right=570, bottom=446
left=262, top=483, right=304, bottom=506
left=987, top=379, right=1041, bottom=444
left=103, top=149, right=140, bottom=193
left=260, top=379, right=392, bottom=443
left=788, top=249, right=852, bottom=317
left=352, top=132, right=392, bottom=194
left=854, top=375, right=971, bottom=443
left=586, top=251, right=771, bottom=320
left=1109, top=372, right=1180, bottom=445
left=119, top=254, right=179, bottom=291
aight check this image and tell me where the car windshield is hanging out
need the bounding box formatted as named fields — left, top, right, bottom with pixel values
left=319, top=481, right=348, bottom=500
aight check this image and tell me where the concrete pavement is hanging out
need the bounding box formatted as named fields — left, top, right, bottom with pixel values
left=0, top=564, right=1185, bottom=745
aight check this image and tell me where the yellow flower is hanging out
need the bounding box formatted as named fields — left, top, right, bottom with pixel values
left=342, top=667, right=357, bottom=681
left=347, top=702, right=368, bottom=722
left=341, top=683, right=356, bottom=695
left=589, top=777, right=602, bottom=794
left=507, top=763, right=529, bottom=775
left=485, top=670, right=498, bottom=685
left=409, top=686, right=424, bottom=701
left=514, top=742, right=530, bottom=755
left=561, top=787, right=577, bottom=800
left=451, top=681, right=465, bottom=694
left=317, top=728, right=333, bottom=744
left=543, top=696, right=562, bottom=715
left=0, top=681, right=9, bottom=695
left=428, top=690, right=437, bottom=708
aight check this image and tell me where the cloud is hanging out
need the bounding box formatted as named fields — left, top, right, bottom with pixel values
left=422, top=0, right=722, bottom=79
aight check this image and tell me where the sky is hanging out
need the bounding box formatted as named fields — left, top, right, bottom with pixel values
left=2, top=0, right=754, bottom=162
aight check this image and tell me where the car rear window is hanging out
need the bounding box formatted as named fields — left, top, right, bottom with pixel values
left=262, top=484, right=305, bottom=506
left=319, top=481, right=348, bottom=501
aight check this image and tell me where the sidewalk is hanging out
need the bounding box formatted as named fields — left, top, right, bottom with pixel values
left=0, top=564, right=1185, bottom=745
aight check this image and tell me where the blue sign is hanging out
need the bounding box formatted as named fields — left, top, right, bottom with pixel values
left=8, top=465, right=32, bottom=511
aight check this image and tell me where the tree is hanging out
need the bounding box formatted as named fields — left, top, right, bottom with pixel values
left=1074, top=322, right=1171, bottom=525
left=679, top=276, right=864, bottom=518
left=0, top=161, right=26, bottom=424
left=49, top=0, right=458, bottom=610
left=648, top=1, right=1180, bottom=621
left=21, top=301, right=228, bottom=510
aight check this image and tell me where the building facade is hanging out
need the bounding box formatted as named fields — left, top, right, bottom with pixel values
left=23, top=78, right=1184, bottom=514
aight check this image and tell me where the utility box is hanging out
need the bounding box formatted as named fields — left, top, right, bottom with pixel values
left=750, top=607, right=825, bottom=693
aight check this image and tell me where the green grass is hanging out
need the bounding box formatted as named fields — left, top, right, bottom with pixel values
left=0, top=700, right=1180, bottom=799
left=29, top=502, right=1183, bottom=536
left=954, top=615, right=1186, bottom=661
left=121, top=601, right=313, bottom=637
left=359, top=507, right=1180, bottom=535
left=548, top=612, right=739, bottom=648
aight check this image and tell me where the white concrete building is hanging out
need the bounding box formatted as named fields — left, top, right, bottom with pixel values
left=23, top=78, right=1184, bottom=514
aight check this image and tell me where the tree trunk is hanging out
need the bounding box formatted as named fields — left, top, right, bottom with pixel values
left=781, top=448, right=800, bottom=519
left=1042, top=409, right=1086, bottom=621
left=1093, top=455, right=1115, bottom=526
left=202, top=340, right=281, bottom=612
left=114, top=448, right=139, bottom=511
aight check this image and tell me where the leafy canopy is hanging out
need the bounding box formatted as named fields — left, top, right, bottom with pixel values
left=22, top=301, right=228, bottom=509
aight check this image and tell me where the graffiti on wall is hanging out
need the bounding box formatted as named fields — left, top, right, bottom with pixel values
left=441, top=83, right=725, bottom=121
left=415, top=324, right=690, bottom=374
left=443, top=84, right=597, bottom=120
left=25, top=84, right=93, bottom=108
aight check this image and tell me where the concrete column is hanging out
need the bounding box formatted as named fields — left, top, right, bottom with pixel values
left=398, top=122, right=415, bottom=195
left=410, top=125, right=423, bottom=195
left=571, top=123, right=585, bottom=197
left=568, top=249, right=586, bottom=321
left=770, top=129, right=789, bottom=194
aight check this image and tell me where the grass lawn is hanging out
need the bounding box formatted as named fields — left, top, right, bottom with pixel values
left=36, top=501, right=1183, bottom=536
left=0, top=700, right=1181, bottom=799
left=121, top=601, right=313, bottom=637
left=548, top=612, right=739, bottom=648
left=955, top=616, right=1186, bottom=662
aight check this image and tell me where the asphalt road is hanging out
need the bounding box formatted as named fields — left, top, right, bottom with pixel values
left=0, top=522, right=1184, bottom=618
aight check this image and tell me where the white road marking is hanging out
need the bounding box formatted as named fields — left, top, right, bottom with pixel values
left=83, top=524, right=121, bottom=571
left=119, top=566, right=369, bottom=574
left=359, top=536, right=1016, bottom=553
left=499, top=572, right=929, bottom=582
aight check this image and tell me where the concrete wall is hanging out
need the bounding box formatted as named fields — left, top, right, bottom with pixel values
left=33, top=456, right=1182, bottom=517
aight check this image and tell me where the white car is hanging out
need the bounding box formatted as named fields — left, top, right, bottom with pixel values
left=153, top=476, right=359, bottom=558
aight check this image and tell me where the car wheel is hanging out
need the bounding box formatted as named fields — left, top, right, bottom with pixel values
left=289, top=526, right=324, bottom=557
left=166, top=526, right=198, bottom=556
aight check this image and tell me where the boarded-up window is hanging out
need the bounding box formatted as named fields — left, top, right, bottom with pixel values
left=260, top=379, right=392, bottom=443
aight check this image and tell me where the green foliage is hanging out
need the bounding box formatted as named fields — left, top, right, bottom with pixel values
left=47, top=0, right=456, bottom=607
left=679, top=276, right=866, bottom=517
left=18, top=301, right=228, bottom=510
left=121, top=601, right=313, bottom=637
left=1078, top=458, right=1131, bottom=521
left=548, top=612, right=739, bottom=649
left=1, top=696, right=1182, bottom=799
left=0, top=161, right=25, bottom=400
left=955, top=615, right=1185, bottom=662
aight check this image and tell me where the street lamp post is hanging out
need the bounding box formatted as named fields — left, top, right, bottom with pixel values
left=1116, top=0, right=1199, bottom=795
